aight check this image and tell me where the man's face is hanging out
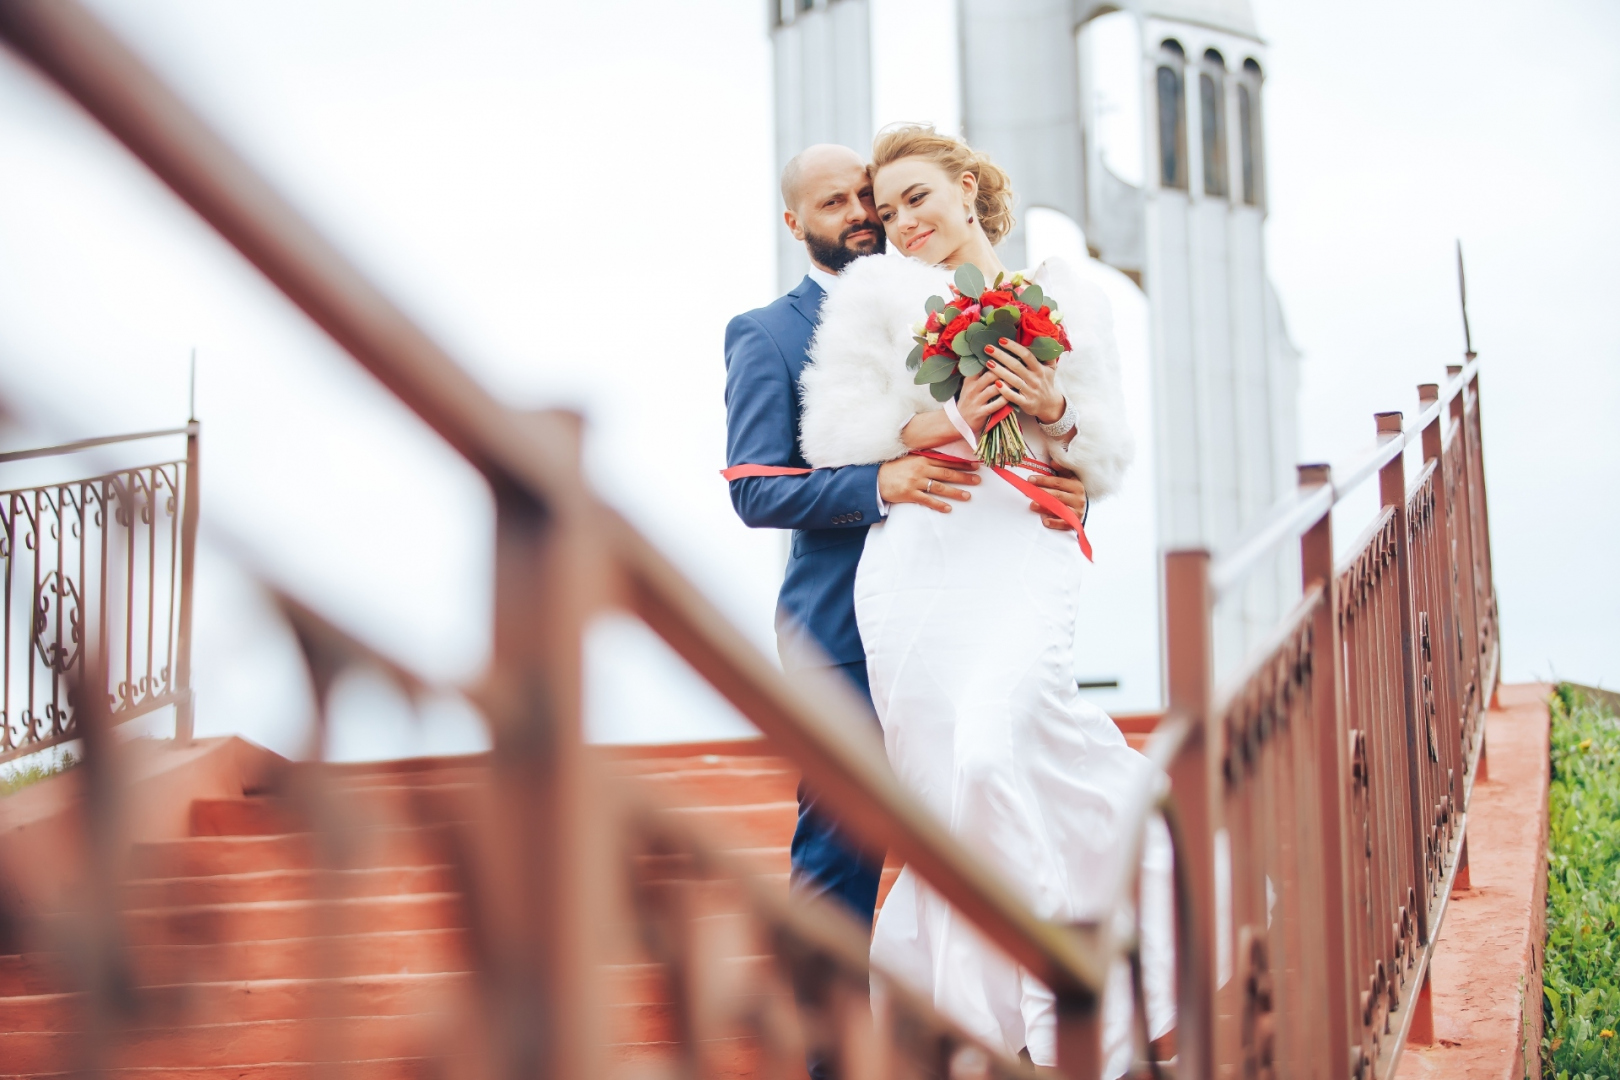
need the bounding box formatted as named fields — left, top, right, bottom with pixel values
left=785, top=154, right=885, bottom=273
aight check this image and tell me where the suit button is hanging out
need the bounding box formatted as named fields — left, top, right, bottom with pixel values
left=852, top=511, right=863, bottom=522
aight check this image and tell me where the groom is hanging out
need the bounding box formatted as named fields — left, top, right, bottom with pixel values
left=723, top=143, right=1090, bottom=934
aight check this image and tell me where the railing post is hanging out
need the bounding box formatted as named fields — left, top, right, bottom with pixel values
left=1298, top=464, right=1357, bottom=1080
left=1164, top=550, right=1215, bottom=1080
left=1377, top=413, right=1430, bottom=948
left=173, top=419, right=200, bottom=745
left=482, top=411, right=605, bottom=1080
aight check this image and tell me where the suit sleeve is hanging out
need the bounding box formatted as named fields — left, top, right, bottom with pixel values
left=724, top=313, right=883, bottom=531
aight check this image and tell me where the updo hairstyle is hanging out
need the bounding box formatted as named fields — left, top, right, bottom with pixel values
left=869, top=123, right=1016, bottom=246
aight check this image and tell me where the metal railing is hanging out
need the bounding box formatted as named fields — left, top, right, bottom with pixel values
left=0, top=1, right=1497, bottom=1077
left=0, top=424, right=199, bottom=765
left=1163, top=357, right=1498, bottom=1080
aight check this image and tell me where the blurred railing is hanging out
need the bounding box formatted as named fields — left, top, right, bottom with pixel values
left=0, top=2, right=1496, bottom=1078
left=0, top=425, right=200, bottom=765
left=1165, top=357, right=1498, bottom=1080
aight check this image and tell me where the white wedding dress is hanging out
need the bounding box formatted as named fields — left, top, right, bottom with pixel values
left=797, top=253, right=1174, bottom=1075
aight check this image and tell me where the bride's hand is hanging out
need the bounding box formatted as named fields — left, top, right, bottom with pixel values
left=983, top=338, right=1066, bottom=424
left=956, top=370, right=1007, bottom=433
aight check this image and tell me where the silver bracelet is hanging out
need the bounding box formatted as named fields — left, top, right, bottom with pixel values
left=1039, top=398, right=1077, bottom=438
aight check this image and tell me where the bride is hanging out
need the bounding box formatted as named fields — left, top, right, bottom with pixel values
left=797, top=125, right=1174, bottom=1074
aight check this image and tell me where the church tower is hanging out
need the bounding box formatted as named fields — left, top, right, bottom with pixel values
left=1073, top=0, right=1300, bottom=663
left=769, top=0, right=874, bottom=291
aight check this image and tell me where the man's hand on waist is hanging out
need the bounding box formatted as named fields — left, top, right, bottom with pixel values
left=1025, top=468, right=1087, bottom=531
left=878, top=456, right=980, bottom=514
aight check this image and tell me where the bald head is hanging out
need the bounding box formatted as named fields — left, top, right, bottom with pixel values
left=780, top=144, right=884, bottom=274
left=780, top=143, right=867, bottom=212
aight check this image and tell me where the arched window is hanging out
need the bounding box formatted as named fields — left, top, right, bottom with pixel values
left=1238, top=58, right=1264, bottom=206
left=1156, top=41, right=1187, bottom=191
left=1200, top=49, right=1228, bottom=199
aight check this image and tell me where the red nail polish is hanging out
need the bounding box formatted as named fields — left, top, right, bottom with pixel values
left=999, top=337, right=1008, bottom=345
left=984, top=346, right=994, bottom=354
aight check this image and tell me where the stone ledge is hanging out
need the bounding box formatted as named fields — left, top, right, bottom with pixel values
left=1396, top=682, right=1550, bottom=1080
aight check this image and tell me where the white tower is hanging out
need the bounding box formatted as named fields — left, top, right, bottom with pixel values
left=770, top=0, right=874, bottom=291
left=1076, top=0, right=1301, bottom=669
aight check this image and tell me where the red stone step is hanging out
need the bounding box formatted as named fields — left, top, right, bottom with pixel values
left=0, top=972, right=473, bottom=1033
left=1, top=1014, right=440, bottom=1071
left=9, top=1060, right=440, bottom=1079
left=123, top=865, right=459, bottom=908
left=131, top=828, right=450, bottom=879
left=621, top=765, right=799, bottom=807
left=663, top=803, right=797, bottom=849
left=116, top=928, right=472, bottom=986
left=110, top=893, right=465, bottom=947
left=190, top=787, right=478, bottom=838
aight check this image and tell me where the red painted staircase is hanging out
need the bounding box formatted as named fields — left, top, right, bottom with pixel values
left=0, top=741, right=849, bottom=1078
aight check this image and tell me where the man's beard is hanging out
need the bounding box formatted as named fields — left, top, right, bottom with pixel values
left=805, top=222, right=886, bottom=272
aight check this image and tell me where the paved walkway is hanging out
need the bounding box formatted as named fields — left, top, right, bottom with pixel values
left=1396, top=682, right=1549, bottom=1080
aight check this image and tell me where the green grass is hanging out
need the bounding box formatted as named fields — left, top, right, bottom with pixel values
left=0, top=750, right=77, bottom=796
left=1544, top=684, right=1620, bottom=1079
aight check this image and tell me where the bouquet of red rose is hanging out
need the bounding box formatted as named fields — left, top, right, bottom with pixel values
left=907, top=262, right=1072, bottom=467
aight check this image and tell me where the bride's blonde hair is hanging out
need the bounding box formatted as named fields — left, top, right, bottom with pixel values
left=870, top=124, right=1016, bottom=245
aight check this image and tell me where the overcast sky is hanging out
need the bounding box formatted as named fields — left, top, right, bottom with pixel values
left=0, top=0, right=1613, bottom=759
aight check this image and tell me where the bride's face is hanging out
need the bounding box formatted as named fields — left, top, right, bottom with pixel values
left=873, top=157, right=976, bottom=265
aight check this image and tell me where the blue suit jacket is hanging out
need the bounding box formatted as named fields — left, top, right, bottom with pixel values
left=725, top=276, right=882, bottom=669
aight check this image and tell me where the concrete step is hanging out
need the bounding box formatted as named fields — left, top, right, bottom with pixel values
left=123, top=865, right=459, bottom=908
left=131, top=827, right=451, bottom=879
left=0, top=972, right=474, bottom=1032
left=0, top=1014, right=440, bottom=1071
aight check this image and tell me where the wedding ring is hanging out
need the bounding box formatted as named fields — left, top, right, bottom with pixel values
left=925, top=480, right=934, bottom=494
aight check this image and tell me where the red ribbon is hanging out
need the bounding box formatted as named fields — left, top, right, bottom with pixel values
left=721, top=450, right=1091, bottom=561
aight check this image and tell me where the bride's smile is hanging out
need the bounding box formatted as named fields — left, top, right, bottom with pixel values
left=873, top=156, right=1004, bottom=277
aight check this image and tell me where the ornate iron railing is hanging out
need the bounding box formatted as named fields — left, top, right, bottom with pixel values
left=0, top=425, right=199, bottom=765
left=1164, top=356, right=1498, bottom=1080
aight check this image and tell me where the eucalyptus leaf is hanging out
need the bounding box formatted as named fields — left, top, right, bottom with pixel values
left=959, top=356, right=986, bottom=378
left=906, top=342, right=925, bottom=371
left=924, top=295, right=946, bottom=316
left=1020, top=283, right=1045, bottom=311
left=1030, top=336, right=1064, bottom=362
left=962, top=323, right=995, bottom=357
left=951, top=334, right=975, bottom=357
left=993, top=270, right=1005, bottom=288
left=941, top=305, right=962, bottom=323
left=930, top=373, right=963, bottom=402
left=981, top=305, right=998, bottom=322
left=915, top=354, right=958, bottom=384
left=954, top=262, right=986, bottom=300
left=990, top=307, right=1020, bottom=333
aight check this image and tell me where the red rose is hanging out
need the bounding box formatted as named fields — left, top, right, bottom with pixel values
left=922, top=342, right=951, bottom=361
left=1019, top=307, right=1062, bottom=349
left=980, top=290, right=1016, bottom=308
left=940, top=311, right=975, bottom=346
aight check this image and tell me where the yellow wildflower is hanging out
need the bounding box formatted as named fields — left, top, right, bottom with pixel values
left=1579, top=738, right=1593, bottom=751
left=1601, top=1029, right=1615, bottom=1039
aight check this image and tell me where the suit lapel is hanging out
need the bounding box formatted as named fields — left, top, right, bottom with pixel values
left=788, top=276, right=824, bottom=331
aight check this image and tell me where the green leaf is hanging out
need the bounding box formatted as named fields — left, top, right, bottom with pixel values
left=941, top=305, right=962, bottom=324
left=962, top=322, right=996, bottom=357
left=954, top=262, right=986, bottom=300
left=924, top=294, right=946, bottom=316
left=906, top=342, right=925, bottom=371
left=981, top=305, right=998, bottom=322
left=929, top=373, right=963, bottom=401
left=914, top=354, right=958, bottom=384
left=1030, top=336, right=1064, bottom=362
left=959, top=356, right=986, bottom=378
left=990, top=307, right=1020, bottom=334
left=951, top=333, right=975, bottom=357
left=993, top=270, right=1005, bottom=288
left=1020, top=283, right=1045, bottom=311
